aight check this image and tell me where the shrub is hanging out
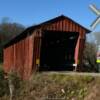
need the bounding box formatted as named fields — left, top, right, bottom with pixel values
left=0, top=68, right=9, bottom=97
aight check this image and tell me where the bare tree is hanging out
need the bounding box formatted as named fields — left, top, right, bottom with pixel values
left=0, top=22, right=25, bottom=42
left=83, top=42, right=98, bottom=72
left=93, top=32, right=100, bottom=46
left=0, top=17, right=25, bottom=62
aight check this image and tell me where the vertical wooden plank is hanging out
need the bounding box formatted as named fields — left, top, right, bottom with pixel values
left=72, top=23, right=76, bottom=32
left=69, top=21, right=71, bottom=31
left=67, top=20, right=70, bottom=31
left=33, top=34, right=37, bottom=71
left=32, top=30, right=42, bottom=72
left=28, top=35, right=33, bottom=77
left=75, top=27, right=84, bottom=71
left=63, top=19, right=66, bottom=31
left=74, top=25, right=81, bottom=70
left=24, top=36, right=29, bottom=79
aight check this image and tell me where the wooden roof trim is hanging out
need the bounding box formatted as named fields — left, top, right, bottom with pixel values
left=4, top=15, right=91, bottom=47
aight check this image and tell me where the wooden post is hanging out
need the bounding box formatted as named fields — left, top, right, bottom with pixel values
left=8, top=77, right=14, bottom=100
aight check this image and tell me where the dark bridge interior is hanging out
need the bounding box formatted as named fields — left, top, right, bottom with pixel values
left=39, top=30, right=79, bottom=71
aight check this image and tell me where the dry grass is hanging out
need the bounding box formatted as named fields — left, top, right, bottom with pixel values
left=8, top=73, right=96, bottom=100
left=0, top=72, right=100, bottom=100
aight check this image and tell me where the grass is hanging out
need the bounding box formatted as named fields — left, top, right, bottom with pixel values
left=3, top=73, right=97, bottom=100
left=19, top=73, right=100, bottom=100
left=0, top=71, right=100, bottom=100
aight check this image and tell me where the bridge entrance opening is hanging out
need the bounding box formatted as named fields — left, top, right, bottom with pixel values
left=40, top=30, right=79, bottom=71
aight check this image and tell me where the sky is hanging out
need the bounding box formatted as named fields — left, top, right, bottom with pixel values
left=0, top=0, right=100, bottom=34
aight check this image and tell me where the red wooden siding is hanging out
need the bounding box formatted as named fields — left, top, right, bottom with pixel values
left=4, top=15, right=90, bottom=79
left=30, top=18, right=88, bottom=72
left=32, top=30, right=42, bottom=72
left=41, top=18, right=87, bottom=67
left=4, top=35, right=33, bottom=79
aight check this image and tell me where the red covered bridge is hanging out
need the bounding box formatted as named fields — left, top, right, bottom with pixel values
left=3, top=15, right=90, bottom=79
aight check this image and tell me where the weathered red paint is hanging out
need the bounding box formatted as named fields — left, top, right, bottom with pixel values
left=3, top=15, right=90, bottom=79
